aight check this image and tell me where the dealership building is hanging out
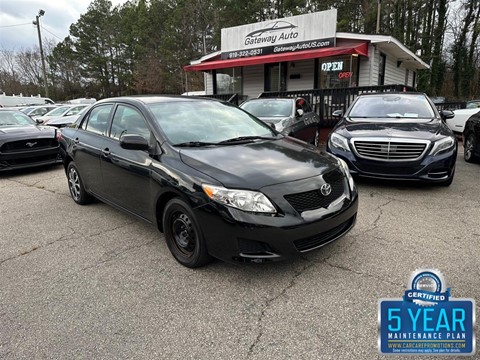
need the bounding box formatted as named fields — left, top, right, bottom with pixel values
left=185, top=9, right=428, bottom=102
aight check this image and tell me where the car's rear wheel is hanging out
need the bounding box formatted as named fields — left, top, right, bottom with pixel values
left=163, top=198, right=212, bottom=268
left=67, top=162, right=93, bottom=205
left=464, top=134, right=478, bottom=163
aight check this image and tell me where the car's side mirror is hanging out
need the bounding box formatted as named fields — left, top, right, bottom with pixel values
left=332, top=110, right=344, bottom=118
left=269, top=122, right=276, bottom=130
left=296, top=109, right=304, bottom=117
left=120, top=134, right=150, bottom=151
left=440, top=110, right=455, bottom=120
left=36, top=119, right=44, bottom=124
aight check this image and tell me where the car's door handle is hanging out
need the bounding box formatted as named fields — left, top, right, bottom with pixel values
left=102, top=148, right=111, bottom=157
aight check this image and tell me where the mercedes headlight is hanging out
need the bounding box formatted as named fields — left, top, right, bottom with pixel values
left=429, top=137, right=455, bottom=156
left=329, top=133, right=350, bottom=152
left=202, top=184, right=276, bottom=214
left=337, top=157, right=355, bottom=191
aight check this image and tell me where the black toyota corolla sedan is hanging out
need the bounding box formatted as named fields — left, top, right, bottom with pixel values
left=60, top=96, right=358, bottom=267
left=327, top=93, right=457, bottom=186
left=0, top=109, right=61, bottom=171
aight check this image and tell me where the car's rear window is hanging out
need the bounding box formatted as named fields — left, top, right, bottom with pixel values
left=241, top=99, right=292, bottom=118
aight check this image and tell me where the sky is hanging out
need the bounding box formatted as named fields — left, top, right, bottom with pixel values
left=0, top=0, right=128, bottom=51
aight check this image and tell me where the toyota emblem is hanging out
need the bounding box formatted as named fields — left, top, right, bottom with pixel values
left=320, top=183, right=332, bottom=196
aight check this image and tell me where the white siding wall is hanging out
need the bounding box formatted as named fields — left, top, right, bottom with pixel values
left=243, top=64, right=264, bottom=99
left=358, top=53, right=372, bottom=86
left=205, top=72, right=214, bottom=94
left=384, top=55, right=405, bottom=85
left=287, top=59, right=315, bottom=90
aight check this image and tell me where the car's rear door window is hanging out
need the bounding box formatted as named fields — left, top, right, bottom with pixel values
left=82, top=104, right=113, bottom=135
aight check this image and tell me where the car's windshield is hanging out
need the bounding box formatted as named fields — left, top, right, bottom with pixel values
left=148, top=100, right=276, bottom=145
left=0, top=111, right=35, bottom=126
left=45, top=106, right=70, bottom=116
left=348, top=94, right=435, bottom=119
left=466, top=101, right=480, bottom=109
left=241, top=99, right=292, bottom=118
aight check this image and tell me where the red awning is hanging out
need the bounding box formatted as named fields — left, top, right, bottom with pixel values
left=184, top=42, right=368, bottom=72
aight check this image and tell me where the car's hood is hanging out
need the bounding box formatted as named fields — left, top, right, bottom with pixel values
left=0, top=125, right=56, bottom=143
left=336, top=119, right=450, bottom=141
left=47, top=114, right=78, bottom=125
left=179, top=137, right=339, bottom=189
left=453, top=108, right=479, bottom=116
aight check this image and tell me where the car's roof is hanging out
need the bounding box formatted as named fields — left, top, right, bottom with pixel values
left=357, top=92, right=427, bottom=97
left=97, top=95, right=220, bottom=105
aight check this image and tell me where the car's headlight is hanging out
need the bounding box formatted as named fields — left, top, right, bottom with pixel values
left=337, top=157, right=355, bottom=191
left=329, top=133, right=350, bottom=152
left=202, top=184, right=276, bottom=214
left=429, top=137, right=455, bottom=156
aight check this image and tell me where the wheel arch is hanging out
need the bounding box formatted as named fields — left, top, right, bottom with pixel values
left=155, top=189, right=193, bottom=232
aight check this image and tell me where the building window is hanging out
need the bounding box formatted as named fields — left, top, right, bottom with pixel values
left=317, top=55, right=359, bottom=89
left=215, top=67, right=242, bottom=94
left=265, top=62, right=287, bottom=92
left=378, top=53, right=386, bottom=85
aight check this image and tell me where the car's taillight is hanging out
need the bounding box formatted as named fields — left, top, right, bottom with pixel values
left=56, top=130, right=62, bottom=141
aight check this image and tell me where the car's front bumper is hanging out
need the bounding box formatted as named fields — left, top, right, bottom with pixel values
left=194, top=189, right=358, bottom=263
left=327, top=145, right=457, bottom=183
left=0, top=146, right=61, bottom=172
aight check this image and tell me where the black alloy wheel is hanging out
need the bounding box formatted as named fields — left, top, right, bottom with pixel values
left=464, top=134, right=478, bottom=163
left=163, top=198, right=212, bottom=268
left=67, top=162, right=93, bottom=205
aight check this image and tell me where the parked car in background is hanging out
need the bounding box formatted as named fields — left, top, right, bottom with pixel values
left=327, top=92, right=457, bottom=186
left=37, top=104, right=90, bottom=124
left=46, top=105, right=92, bottom=128
left=23, top=105, right=58, bottom=119
left=240, top=97, right=320, bottom=146
left=463, top=111, right=480, bottom=163
left=60, top=96, right=357, bottom=267
left=0, top=109, right=61, bottom=171
left=446, top=108, right=480, bottom=134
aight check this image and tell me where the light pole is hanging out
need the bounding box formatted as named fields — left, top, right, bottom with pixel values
left=33, top=9, right=49, bottom=97
left=376, top=0, right=382, bottom=34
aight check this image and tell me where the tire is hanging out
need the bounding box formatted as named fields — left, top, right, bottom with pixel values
left=67, top=162, right=93, bottom=205
left=464, top=134, right=478, bottom=163
left=163, top=198, right=212, bottom=268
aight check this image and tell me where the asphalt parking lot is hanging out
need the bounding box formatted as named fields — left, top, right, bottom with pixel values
left=0, top=148, right=479, bottom=359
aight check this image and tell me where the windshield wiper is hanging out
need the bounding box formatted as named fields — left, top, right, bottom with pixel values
left=173, top=141, right=219, bottom=147
left=218, top=135, right=277, bottom=144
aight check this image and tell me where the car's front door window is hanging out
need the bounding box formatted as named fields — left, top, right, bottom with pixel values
left=110, top=105, right=151, bottom=141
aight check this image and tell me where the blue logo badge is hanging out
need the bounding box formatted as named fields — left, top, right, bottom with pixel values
left=378, top=269, right=476, bottom=355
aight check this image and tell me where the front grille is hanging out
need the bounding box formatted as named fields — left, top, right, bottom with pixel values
left=294, top=216, right=355, bottom=252
left=353, top=140, right=428, bottom=161
left=284, top=169, right=345, bottom=213
left=1, top=138, right=58, bottom=152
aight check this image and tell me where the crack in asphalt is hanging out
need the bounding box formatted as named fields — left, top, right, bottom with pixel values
left=5, top=177, right=69, bottom=197
left=81, top=239, right=156, bottom=271
left=0, top=227, right=77, bottom=266
left=0, top=222, right=138, bottom=266
left=322, top=259, right=406, bottom=289
left=247, top=260, right=315, bottom=357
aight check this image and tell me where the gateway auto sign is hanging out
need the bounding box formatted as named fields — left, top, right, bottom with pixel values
left=220, top=9, right=337, bottom=60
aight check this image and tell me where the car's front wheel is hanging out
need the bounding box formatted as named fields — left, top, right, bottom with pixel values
left=163, top=198, right=212, bottom=268
left=464, top=134, right=478, bottom=163
left=67, top=162, right=93, bottom=205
